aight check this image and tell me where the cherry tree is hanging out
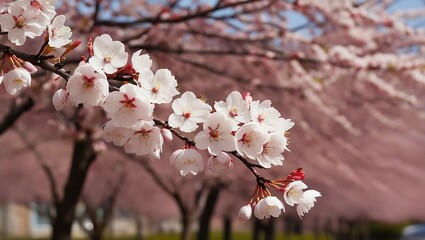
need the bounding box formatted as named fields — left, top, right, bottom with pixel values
left=2, top=0, right=425, bottom=240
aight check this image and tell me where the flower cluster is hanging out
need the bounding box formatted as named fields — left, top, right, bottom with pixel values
left=0, top=3, right=321, bottom=221
left=0, top=0, right=73, bottom=95
left=238, top=169, right=321, bottom=220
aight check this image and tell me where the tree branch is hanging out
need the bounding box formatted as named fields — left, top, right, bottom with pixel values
left=0, top=44, right=71, bottom=80
left=95, top=0, right=262, bottom=27
left=13, top=127, right=61, bottom=212
left=0, top=94, right=34, bottom=135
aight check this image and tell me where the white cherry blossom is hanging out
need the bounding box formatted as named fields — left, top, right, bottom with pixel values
left=238, top=204, right=252, bottom=221
left=214, top=91, right=251, bottom=129
left=124, top=121, right=163, bottom=158
left=283, top=181, right=308, bottom=206
left=0, top=0, right=13, bottom=13
left=131, top=50, right=152, bottom=73
left=235, top=122, right=268, bottom=159
left=103, top=84, right=153, bottom=128
left=170, top=148, right=204, bottom=176
left=102, top=121, right=132, bottom=146
left=207, top=152, right=233, bottom=174
left=296, top=190, right=322, bottom=218
left=89, top=34, right=128, bottom=74
left=66, top=63, right=109, bottom=107
left=23, top=0, right=56, bottom=22
left=48, top=15, right=72, bottom=48
left=256, top=133, right=286, bottom=168
left=273, top=117, right=295, bottom=140
left=250, top=100, right=282, bottom=132
left=254, top=196, right=285, bottom=219
left=169, top=91, right=211, bottom=133
left=194, top=112, right=236, bottom=155
left=2, top=67, right=31, bottom=95
left=138, top=68, right=179, bottom=104
left=0, top=1, right=45, bottom=45
left=284, top=181, right=321, bottom=218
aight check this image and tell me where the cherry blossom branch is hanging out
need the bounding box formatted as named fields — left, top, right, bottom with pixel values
left=36, top=40, right=49, bottom=58
left=1, top=42, right=274, bottom=191
left=0, top=43, right=71, bottom=80
left=153, top=118, right=270, bottom=187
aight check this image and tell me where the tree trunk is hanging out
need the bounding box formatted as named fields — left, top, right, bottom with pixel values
left=253, top=219, right=263, bottom=240
left=196, top=186, right=221, bottom=240
left=222, top=217, right=232, bottom=240
left=135, top=215, right=144, bottom=240
left=90, top=233, right=102, bottom=240
left=181, top=212, right=192, bottom=240
left=265, top=219, right=275, bottom=240
left=51, top=132, right=96, bottom=240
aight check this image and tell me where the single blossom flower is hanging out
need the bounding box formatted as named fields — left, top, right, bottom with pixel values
left=66, top=63, right=109, bottom=107
left=124, top=121, right=163, bottom=158
left=254, top=196, right=285, bottom=219
left=168, top=91, right=212, bottom=133
left=89, top=34, right=128, bottom=74
left=2, top=67, right=31, bottom=95
left=214, top=91, right=251, bottom=130
left=102, top=121, right=132, bottom=146
left=283, top=181, right=308, bottom=206
left=23, top=0, right=56, bottom=22
left=194, top=112, right=236, bottom=155
left=256, top=133, right=286, bottom=168
left=273, top=118, right=295, bottom=143
left=235, top=122, right=269, bottom=159
left=170, top=148, right=204, bottom=176
left=207, top=152, right=233, bottom=174
left=138, top=68, right=179, bottom=104
left=48, top=15, right=72, bottom=48
left=297, top=190, right=322, bottom=218
left=250, top=100, right=282, bottom=132
left=0, top=1, right=45, bottom=45
left=131, top=50, right=152, bottom=73
left=102, top=84, right=153, bottom=128
left=238, top=204, right=252, bottom=221
left=283, top=181, right=321, bottom=218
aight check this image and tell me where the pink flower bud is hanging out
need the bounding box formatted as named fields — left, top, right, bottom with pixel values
left=161, top=128, right=173, bottom=142
left=242, top=92, right=252, bottom=107
left=22, top=61, right=37, bottom=73
left=238, top=204, right=252, bottom=221
left=52, top=88, right=69, bottom=111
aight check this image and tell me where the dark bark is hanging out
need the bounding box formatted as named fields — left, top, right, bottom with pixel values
left=264, top=219, right=275, bottom=240
left=223, top=217, right=232, bottom=240
left=0, top=95, right=34, bottom=135
left=135, top=215, right=144, bottom=240
left=253, top=219, right=263, bottom=240
left=196, top=185, right=221, bottom=240
left=51, top=131, right=96, bottom=240
left=180, top=209, right=192, bottom=240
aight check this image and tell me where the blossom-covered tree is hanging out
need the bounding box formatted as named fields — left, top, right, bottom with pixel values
left=2, top=0, right=425, bottom=240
